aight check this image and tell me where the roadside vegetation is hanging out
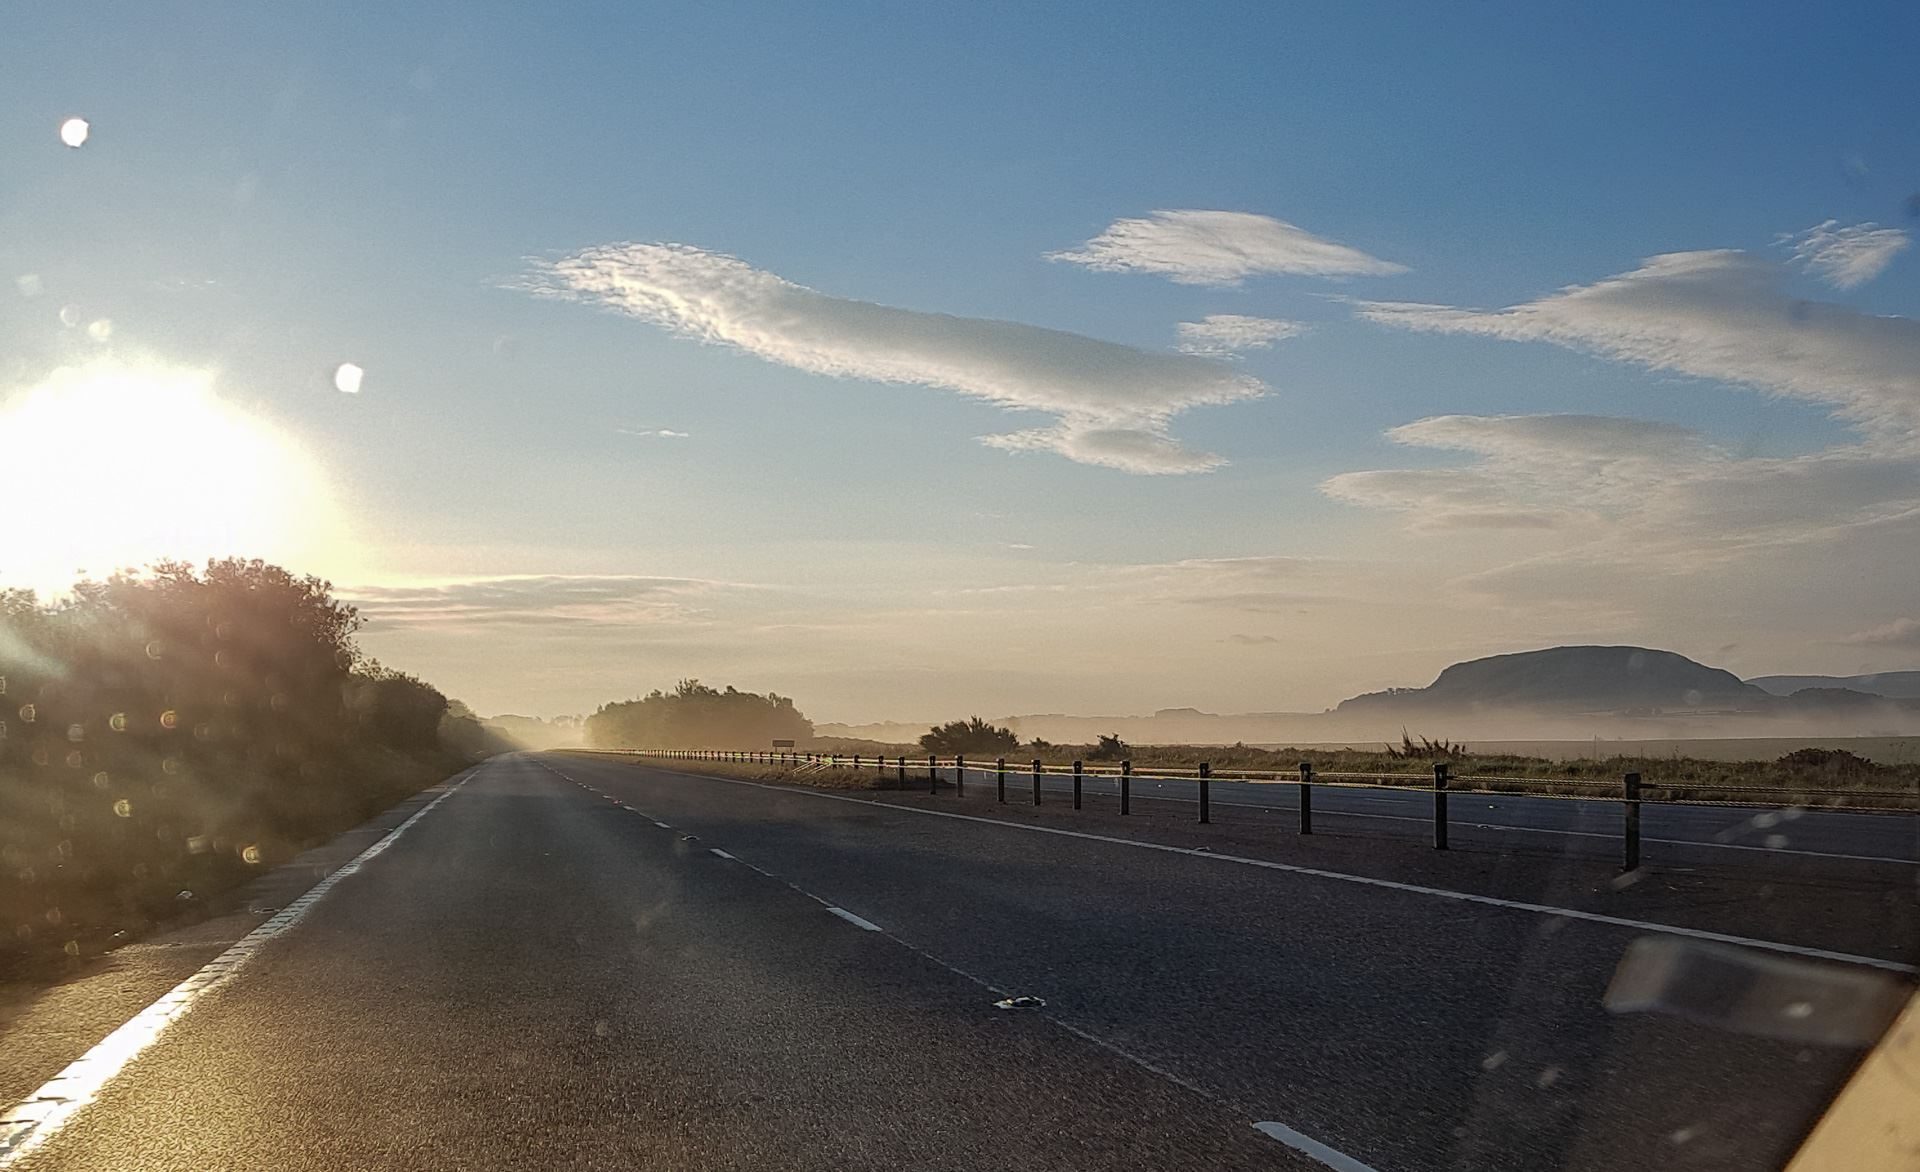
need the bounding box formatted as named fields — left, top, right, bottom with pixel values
left=1, top=560, right=504, bottom=977
left=584, top=680, right=810, bottom=749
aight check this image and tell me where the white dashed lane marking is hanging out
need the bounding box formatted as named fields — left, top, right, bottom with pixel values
left=824, top=907, right=884, bottom=932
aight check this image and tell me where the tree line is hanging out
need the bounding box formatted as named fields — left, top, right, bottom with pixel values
left=584, top=680, right=812, bottom=749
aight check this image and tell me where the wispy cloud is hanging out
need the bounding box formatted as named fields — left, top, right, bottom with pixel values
left=617, top=427, right=690, bottom=438
left=1176, top=314, right=1307, bottom=357
left=1327, top=413, right=1920, bottom=543
left=1353, top=249, right=1920, bottom=440
left=1840, top=617, right=1920, bottom=647
left=348, top=574, right=737, bottom=629
left=1047, top=210, right=1406, bottom=286
left=1781, top=220, right=1911, bottom=289
left=522, top=243, right=1265, bottom=474
left=1225, top=633, right=1281, bottom=645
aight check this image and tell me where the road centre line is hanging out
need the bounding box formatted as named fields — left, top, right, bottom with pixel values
left=608, top=792, right=1373, bottom=1172
left=824, top=906, right=884, bottom=932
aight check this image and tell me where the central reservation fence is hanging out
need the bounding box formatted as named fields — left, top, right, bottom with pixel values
left=596, top=748, right=1919, bottom=874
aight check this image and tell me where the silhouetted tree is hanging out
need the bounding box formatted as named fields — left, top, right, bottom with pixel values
left=583, top=680, right=811, bottom=749
left=919, top=717, right=1021, bottom=756
left=1087, top=733, right=1131, bottom=761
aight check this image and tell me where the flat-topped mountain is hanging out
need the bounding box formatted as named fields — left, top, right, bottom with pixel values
left=1337, top=646, right=1770, bottom=715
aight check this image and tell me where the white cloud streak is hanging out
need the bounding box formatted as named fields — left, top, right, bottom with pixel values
left=349, top=574, right=735, bottom=629
left=522, top=243, right=1265, bottom=474
left=1047, top=210, right=1406, bottom=285
left=618, top=427, right=689, bottom=438
left=1840, top=617, right=1920, bottom=648
left=1176, top=314, right=1307, bottom=357
left=1324, top=413, right=1920, bottom=567
left=1353, top=250, right=1920, bottom=442
left=1782, top=220, right=1911, bottom=289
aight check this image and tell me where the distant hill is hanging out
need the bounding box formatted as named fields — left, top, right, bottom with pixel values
left=1337, top=646, right=1769, bottom=715
left=484, top=712, right=585, bottom=748
left=1747, top=671, right=1920, bottom=700
left=817, top=646, right=1920, bottom=748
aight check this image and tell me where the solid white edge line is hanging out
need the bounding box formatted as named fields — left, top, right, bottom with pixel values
left=709, top=848, right=735, bottom=860
left=0, top=767, right=480, bottom=1164
left=824, top=906, right=884, bottom=932
left=632, top=765, right=1916, bottom=975
left=1254, top=1121, right=1383, bottom=1172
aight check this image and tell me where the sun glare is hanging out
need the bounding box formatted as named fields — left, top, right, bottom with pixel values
left=58, top=117, right=90, bottom=148
left=0, top=358, right=348, bottom=595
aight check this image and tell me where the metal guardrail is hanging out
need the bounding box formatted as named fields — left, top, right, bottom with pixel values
left=611, top=748, right=1919, bottom=873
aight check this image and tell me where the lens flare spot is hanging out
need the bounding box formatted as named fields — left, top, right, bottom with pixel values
left=87, top=319, right=113, bottom=342
left=333, top=363, right=364, bottom=394
left=59, top=118, right=90, bottom=148
left=112, top=799, right=132, bottom=818
left=241, top=844, right=262, bottom=865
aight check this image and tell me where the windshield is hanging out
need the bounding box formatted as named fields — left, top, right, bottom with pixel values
left=3, top=5, right=1916, bottom=1170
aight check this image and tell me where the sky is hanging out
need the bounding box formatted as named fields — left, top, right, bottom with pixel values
left=3, top=2, right=1919, bottom=722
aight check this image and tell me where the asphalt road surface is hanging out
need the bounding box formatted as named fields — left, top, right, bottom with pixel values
left=4, top=752, right=1913, bottom=1171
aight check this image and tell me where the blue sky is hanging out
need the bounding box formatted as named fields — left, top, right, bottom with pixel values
left=4, top=2, right=1919, bottom=720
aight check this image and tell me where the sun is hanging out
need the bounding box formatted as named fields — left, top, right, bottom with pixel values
left=0, top=358, right=349, bottom=595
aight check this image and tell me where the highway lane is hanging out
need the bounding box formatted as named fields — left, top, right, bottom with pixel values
left=1, top=755, right=1310, bottom=1172
left=5, top=751, right=1905, bottom=1171
left=548, top=756, right=1891, bottom=1169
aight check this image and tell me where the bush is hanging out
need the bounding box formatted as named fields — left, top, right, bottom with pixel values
left=1776, top=747, right=1883, bottom=777
left=920, top=717, right=1021, bottom=756
left=1387, top=732, right=1468, bottom=760
left=584, top=680, right=811, bottom=749
left=1086, top=733, right=1131, bottom=761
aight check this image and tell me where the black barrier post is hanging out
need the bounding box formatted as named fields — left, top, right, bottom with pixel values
left=1072, top=760, right=1083, bottom=809
left=1623, top=771, right=1641, bottom=872
left=896, top=755, right=906, bottom=786
left=927, top=754, right=937, bottom=790
left=955, top=755, right=965, bottom=798
left=1298, top=762, right=1314, bottom=834
left=1198, top=762, right=1211, bottom=824
left=1433, top=762, right=1450, bottom=850
left=996, top=758, right=1007, bottom=803
left=1031, top=759, right=1042, bottom=805
left=1120, top=760, right=1132, bottom=815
